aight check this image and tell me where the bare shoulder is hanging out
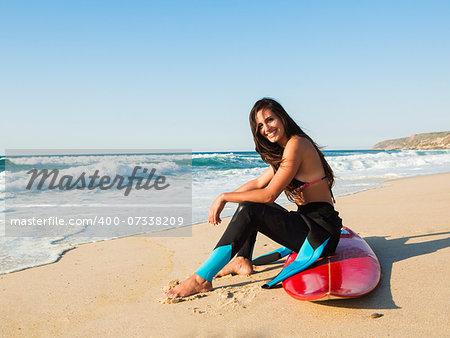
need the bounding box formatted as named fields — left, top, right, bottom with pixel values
left=285, top=135, right=315, bottom=152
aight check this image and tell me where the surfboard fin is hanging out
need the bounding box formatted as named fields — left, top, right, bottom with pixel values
left=252, top=246, right=293, bottom=266
left=262, top=237, right=330, bottom=289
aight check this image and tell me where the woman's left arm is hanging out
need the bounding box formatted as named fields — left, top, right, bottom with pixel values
left=208, top=137, right=303, bottom=225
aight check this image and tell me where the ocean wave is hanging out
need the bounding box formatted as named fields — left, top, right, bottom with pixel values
left=192, top=152, right=263, bottom=169
left=7, top=153, right=192, bottom=166
left=328, top=150, right=450, bottom=173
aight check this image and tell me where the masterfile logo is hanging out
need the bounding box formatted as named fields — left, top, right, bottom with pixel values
left=25, top=166, right=170, bottom=196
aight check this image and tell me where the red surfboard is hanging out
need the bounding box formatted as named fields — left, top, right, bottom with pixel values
left=282, top=226, right=381, bottom=301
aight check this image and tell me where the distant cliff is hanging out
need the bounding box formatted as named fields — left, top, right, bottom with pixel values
left=372, top=131, right=450, bottom=150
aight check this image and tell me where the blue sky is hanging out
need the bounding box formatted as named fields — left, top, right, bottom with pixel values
left=1, top=0, right=449, bottom=152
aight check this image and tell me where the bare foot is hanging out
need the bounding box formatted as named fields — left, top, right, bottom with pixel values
left=216, top=257, right=254, bottom=277
left=164, top=274, right=213, bottom=298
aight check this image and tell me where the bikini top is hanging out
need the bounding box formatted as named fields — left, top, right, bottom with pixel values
left=287, top=175, right=335, bottom=203
left=288, top=176, right=327, bottom=191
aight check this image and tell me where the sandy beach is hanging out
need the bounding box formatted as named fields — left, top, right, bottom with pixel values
left=1, top=173, right=449, bottom=337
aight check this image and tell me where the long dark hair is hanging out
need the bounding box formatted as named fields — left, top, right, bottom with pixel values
left=249, top=98, right=334, bottom=203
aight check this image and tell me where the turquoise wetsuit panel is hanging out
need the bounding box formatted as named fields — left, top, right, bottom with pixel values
left=262, top=237, right=330, bottom=288
left=195, top=244, right=232, bottom=282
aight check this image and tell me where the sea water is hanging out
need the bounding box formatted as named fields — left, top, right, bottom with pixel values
left=1, top=149, right=449, bottom=274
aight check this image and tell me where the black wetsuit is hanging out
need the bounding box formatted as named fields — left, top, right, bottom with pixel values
left=195, top=179, right=343, bottom=287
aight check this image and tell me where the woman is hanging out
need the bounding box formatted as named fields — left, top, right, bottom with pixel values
left=165, top=98, right=343, bottom=298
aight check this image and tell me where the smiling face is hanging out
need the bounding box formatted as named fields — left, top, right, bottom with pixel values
left=256, top=109, right=288, bottom=147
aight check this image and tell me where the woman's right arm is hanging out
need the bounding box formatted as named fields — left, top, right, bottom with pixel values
left=233, top=166, right=274, bottom=192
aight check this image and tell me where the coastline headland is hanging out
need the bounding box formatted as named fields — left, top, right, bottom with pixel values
left=372, top=131, right=450, bottom=150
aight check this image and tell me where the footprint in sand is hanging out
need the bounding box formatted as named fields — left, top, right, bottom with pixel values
left=216, top=285, right=260, bottom=309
